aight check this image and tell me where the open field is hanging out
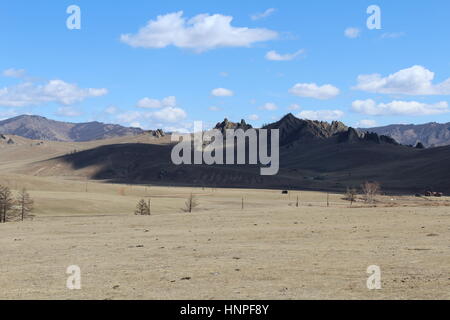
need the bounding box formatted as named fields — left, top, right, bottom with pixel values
left=0, top=175, right=449, bottom=300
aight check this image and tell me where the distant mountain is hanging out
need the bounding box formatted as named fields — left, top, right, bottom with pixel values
left=0, top=115, right=145, bottom=142
left=363, top=122, right=450, bottom=148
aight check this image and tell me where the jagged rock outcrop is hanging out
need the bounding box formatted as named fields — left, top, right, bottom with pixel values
left=263, top=113, right=348, bottom=146
left=147, top=129, right=165, bottom=138
left=338, top=128, right=399, bottom=145
left=214, top=119, right=253, bottom=134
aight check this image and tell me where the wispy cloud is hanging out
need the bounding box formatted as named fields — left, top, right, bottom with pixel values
left=251, top=8, right=276, bottom=21
left=265, top=49, right=305, bottom=61
left=352, top=99, right=449, bottom=116
left=0, top=79, right=107, bottom=107
left=289, top=83, right=340, bottom=100
left=344, top=27, right=361, bottom=39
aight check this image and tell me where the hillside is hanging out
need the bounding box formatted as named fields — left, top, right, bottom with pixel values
left=364, top=122, right=450, bottom=148
left=0, top=115, right=145, bottom=142
left=16, top=114, right=450, bottom=194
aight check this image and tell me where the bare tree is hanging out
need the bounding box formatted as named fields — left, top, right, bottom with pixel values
left=345, top=187, right=358, bottom=206
left=135, top=199, right=150, bottom=216
left=0, top=185, right=14, bottom=223
left=361, top=182, right=380, bottom=204
left=16, top=188, right=34, bottom=221
left=183, top=193, right=199, bottom=213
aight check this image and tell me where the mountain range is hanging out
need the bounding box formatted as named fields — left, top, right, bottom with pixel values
left=362, top=122, right=450, bottom=148
left=13, top=113, right=448, bottom=194
left=0, top=115, right=145, bottom=142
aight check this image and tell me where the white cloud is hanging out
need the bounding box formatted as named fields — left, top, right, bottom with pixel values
left=248, top=114, right=260, bottom=121
left=120, top=11, right=278, bottom=52
left=152, top=107, right=188, bottom=122
left=353, top=65, right=450, bottom=95
left=3, top=68, right=26, bottom=78
left=56, top=106, right=82, bottom=117
left=352, top=99, right=449, bottom=116
left=344, top=27, right=361, bottom=39
left=288, top=104, right=300, bottom=111
left=265, top=49, right=305, bottom=61
left=219, top=72, right=229, bottom=77
left=260, top=102, right=278, bottom=111
left=137, top=96, right=177, bottom=108
left=209, top=106, right=221, bottom=111
left=211, top=88, right=234, bottom=97
left=289, top=83, right=340, bottom=100
left=356, top=119, right=378, bottom=128
left=0, top=80, right=107, bottom=107
left=251, top=8, right=276, bottom=21
left=298, top=110, right=344, bottom=121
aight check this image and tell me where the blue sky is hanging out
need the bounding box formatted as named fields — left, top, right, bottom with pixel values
left=1, top=0, right=450, bottom=131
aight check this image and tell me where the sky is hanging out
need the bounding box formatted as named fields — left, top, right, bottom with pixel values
left=1, top=0, right=450, bottom=132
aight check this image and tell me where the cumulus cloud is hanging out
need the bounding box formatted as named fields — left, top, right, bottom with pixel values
left=208, top=106, right=221, bottom=111
left=3, top=68, right=26, bottom=78
left=352, top=99, right=449, bottom=116
left=120, top=11, right=278, bottom=52
left=137, top=96, right=177, bottom=108
left=265, top=49, right=304, bottom=61
left=0, top=80, right=107, bottom=107
left=353, top=65, right=450, bottom=95
left=356, top=119, right=378, bottom=128
left=344, top=27, right=361, bottom=39
left=211, top=88, right=234, bottom=97
left=251, top=8, right=276, bottom=21
left=260, top=102, right=278, bottom=111
left=56, top=106, right=82, bottom=117
left=298, top=109, right=344, bottom=121
left=289, top=83, right=340, bottom=100
left=248, top=114, right=260, bottom=121
left=117, top=107, right=187, bottom=125
left=152, top=106, right=187, bottom=122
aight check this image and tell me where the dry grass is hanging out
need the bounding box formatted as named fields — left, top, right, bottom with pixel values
left=0, top=175, right=449, bottom=300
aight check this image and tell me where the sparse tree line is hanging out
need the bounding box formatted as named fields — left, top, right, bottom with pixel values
left=134, top=193, right=199, bottom=215
left=0, top=185, right=34, bottom=223
left=345, top=181, right=381, bottom=205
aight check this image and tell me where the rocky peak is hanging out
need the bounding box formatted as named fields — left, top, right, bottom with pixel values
left=214, top=118, right=253, bottom=133
left=264, top=113, right=349, bottom=146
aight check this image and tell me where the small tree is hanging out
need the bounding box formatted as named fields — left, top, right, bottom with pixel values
left=361, top=182, right=380, bottom=204
left=0, top=185, right=14, bottom=223
left=16, top=188, right=34, bottom=221
left=345, top=187, right=357, bottom=206
left=183, top=193, right=199, bottom=213
left=135, top=199, right=150, bottom=216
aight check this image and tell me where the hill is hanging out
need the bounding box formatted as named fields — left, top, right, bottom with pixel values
left=364, top=122, right=450, bottom=148
left=0, top=115, right=145, bottom=142
left=19, top=114, right=450, bottom=194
